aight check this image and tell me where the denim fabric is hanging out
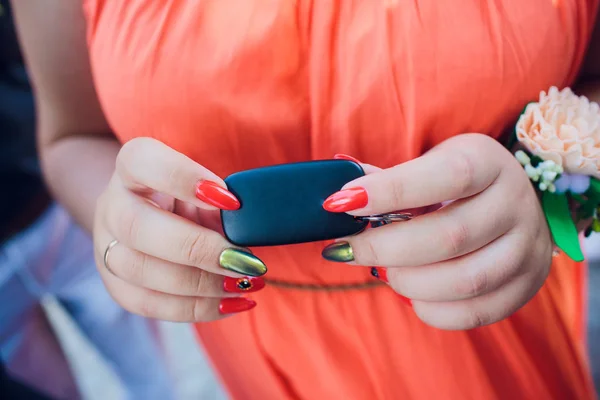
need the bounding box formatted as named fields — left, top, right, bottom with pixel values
left=0, top=204, right=175, bottom=399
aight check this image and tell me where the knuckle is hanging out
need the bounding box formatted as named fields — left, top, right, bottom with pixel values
left=389, top=179, right=405, bottom=208
left=130, top=253, right=149, bottom=284
left=440, top=220, right=470, bottom=256
left=355, top=238, right=380, bottom=266
left=118, top=251, right=148, bottom=284
left=183, top=232, right=212, bottom=266
left=450, top=151, right=476, bottom=194
left=191, top=298, right=212, bottom=322
left=455, top=269, right=489, bottom=298
left=462, top=308, right=491, bottom=330
left=499, top=251, right=522, bottom=281
left=190, top=270, right=210, bottom=295
left=116, top=201, right=144, bottom=243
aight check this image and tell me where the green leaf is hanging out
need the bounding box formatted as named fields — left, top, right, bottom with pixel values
left=587, top=178, right=600, bottom=202
left=542, top=192, right=584, bottom=262
left=577, top=201, right=597, bottom=221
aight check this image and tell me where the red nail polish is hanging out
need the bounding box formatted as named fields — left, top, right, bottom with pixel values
left=334, top=154, right=361, bottom=163
left=223, top=277, right=266, bottom=293
left=323, top=187, right=368, bottom=212
left=398, top=295, right=412, bottom=307
left=219, top=298, right=257, bottom=314
left=370, top=267, right=388, bottom=283
left=196, top=181, right=240, bottom=210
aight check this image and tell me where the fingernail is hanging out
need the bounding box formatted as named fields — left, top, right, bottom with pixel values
left=196, top=181, right=240, bottom=210
left=398, top=295, right=412, bottom=307
left=323, top=187, right=368, bottom=213
left=223, top=277, right=266, bottom=293
left=370, top=267, right=388, bottom=283
left=145, top=199, right=162, bottom=208
left=322, top=241, right=354, bottom=262
left=219, top=248, right=267, bottom=277
left=334, top=154, right=361, bottom=163
left=219, top=298, right=257, bottom=314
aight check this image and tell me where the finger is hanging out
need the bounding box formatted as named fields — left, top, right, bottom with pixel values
left=411, top=260, right=548, bottom=330
left=326, top=183, right=514, bottom=266
left=171, top=200, right=223, bottom=234
left=116, top=137, right=238, bottom=210
left=359, top=163, right=382, bottom=175
left=327, top=135, right=504, bottom=215
left=104, top=185, right=267, bottom=277
left=173, top=200, right=203, bottom=224
left=98, top=236, right=265, bottom=297
left=386, top=232, right=527, bottom=302
left=333, top=154, right=382, bottom=175
left=95, top=262, right=254, bottom=322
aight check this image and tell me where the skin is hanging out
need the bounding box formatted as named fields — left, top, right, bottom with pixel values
left=340, top=135, right=553, bottom=329
left=11, top=0, right=600, bottom=327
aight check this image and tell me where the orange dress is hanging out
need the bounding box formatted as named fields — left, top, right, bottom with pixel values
left=83, top=1, right=598, bottom=399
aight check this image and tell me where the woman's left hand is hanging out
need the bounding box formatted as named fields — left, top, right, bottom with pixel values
left=324, top=134, right=554, bottom=330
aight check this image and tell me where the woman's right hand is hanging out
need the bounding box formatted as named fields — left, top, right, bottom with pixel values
left=93, top=138, right=267, bottom=322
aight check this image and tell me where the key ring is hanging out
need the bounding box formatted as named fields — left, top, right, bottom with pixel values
left=220, top=160, right=414, bottom=247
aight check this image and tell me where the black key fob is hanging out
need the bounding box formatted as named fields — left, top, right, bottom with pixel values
left=221, top=160, right=368, bottom=247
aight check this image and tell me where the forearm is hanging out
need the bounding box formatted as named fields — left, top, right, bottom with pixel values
left=41, top=134, right=120, bottom=233
left=11, top=0, right=119, bottom=233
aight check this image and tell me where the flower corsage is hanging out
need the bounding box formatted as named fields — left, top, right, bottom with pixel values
left=513, top=87, right=600, bottom=262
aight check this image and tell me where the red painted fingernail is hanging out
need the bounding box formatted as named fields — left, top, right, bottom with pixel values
left=398, top=295, right=412, bottom=307
left=223, top=277, right=266, bottom=293
left=196, top=181, right=240, bottom=210
left=323, top=187, right=368, bottom=212
left=219, top=298, right=257, bottom=314
left=370, top=267, right=388, bottom=283
left=334, top=154, right=361, bottom=163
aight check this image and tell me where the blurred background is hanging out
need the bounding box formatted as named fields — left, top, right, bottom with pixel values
left=1, top=0, right=598, bottom=398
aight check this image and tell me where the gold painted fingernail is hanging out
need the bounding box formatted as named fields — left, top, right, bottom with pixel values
left=321, top=241, right=354, bottom=262
left=219, top=248, right=267, bottom=277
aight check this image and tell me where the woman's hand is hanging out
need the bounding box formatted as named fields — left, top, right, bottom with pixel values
left=324, top=134, right=554, bottom=330
left=94, top=138, right=267, bottom=322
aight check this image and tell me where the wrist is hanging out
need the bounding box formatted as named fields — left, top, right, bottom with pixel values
left=41, top=134, right=120, bottom=233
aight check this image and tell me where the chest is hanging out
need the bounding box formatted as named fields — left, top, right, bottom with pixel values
left=84, top=0, right=594, bottom=173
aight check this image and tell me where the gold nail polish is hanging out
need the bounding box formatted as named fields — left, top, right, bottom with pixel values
left=321, top=241, right=354, bottom=262
left=219, top=248, right=267, bottom=277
